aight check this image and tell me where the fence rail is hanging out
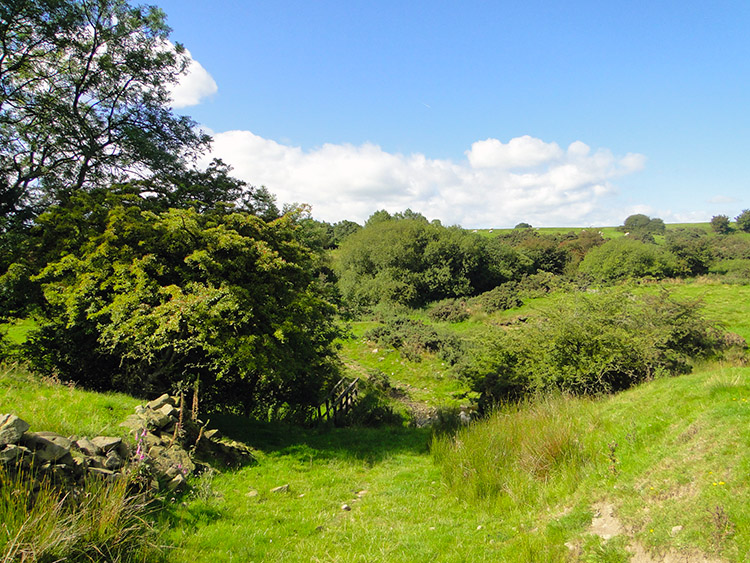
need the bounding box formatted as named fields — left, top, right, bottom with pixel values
left=316, top=377, right=359, bottom=423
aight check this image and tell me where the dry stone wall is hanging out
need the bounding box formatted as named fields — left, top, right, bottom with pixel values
left=0, top=394, right=255, bottom=493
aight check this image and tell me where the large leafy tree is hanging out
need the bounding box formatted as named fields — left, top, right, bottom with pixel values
left=0, top=0, right=209, bottom=225
left=23, top=195, right=340, bottom=418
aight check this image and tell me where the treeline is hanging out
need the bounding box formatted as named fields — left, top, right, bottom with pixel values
left=324, top=209, right=750, bottom=312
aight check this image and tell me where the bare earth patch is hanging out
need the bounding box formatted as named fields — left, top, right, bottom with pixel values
left=587, top=501, right=725, bottom=563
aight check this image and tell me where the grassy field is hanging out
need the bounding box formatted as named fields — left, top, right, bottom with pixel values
left=3, top=279, right=750, bottom=561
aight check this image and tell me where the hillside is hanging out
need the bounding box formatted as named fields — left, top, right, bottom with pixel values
left=3, top=279, right=749, bottom=561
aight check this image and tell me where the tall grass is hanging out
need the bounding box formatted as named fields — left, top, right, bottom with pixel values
left=1, top=465, right=165, bottom=562
left=431, top=394, right=599, bottom=506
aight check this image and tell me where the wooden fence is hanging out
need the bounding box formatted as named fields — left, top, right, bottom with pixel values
left=316, top=377, right=359, bottom=423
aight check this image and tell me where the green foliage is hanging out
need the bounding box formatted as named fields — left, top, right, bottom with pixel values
left=618, top=214, right=666, bottom=240
left=735, top=209, right=750, bottom=233
left=710, top=215, right=732, bottom=234
left=331, top=220, right=362, bottom=246
left=711, top=231, right=750, bottom=260
left=474, top=283, right=523, bottom=313
left=19, top=199, right=340, bottom=418
left=337, top=371, right=404, bottom=427
left=709, top=259, right=750, bottom=285
left=461, top=289, right=726, bottom=410
left=578, top=237, right=679, bottom=282
left=426, top=298, right=470, bottom=323
left=336, top=216, right=489, bottom=308
left=0, top=0, right=208, bottom=222
left=665, top=228, right=713, bottom=276
left=365, top=316, right=463, bottom=365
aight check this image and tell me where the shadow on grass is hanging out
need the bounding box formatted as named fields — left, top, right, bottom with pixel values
left=209, top=413, right=433, bottom=466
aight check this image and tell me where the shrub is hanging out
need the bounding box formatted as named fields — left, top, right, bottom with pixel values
left=711, top=215, right=732, bottom=234
left=709, top=259, right=750, bottom=284
left=427, top=298, right=470, bottom=323
left=474, top=283, right=523, bottom=313
left=365, top=317, right=464, bottom=364
left=735, top=209, right=750, bottom=233
left=338, top=371, right=404, bottom=427
left=579, top=238, right=680, bottom=282
left=461, top=289, right=725, bottom=410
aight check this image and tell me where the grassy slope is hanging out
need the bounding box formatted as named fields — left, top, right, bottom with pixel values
left=3, top=278, right=749, bottom=561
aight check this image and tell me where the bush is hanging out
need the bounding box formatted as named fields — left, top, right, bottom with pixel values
left=365, top=317, right=464, bottom=364
left=711, top=215, right=732, bottom=234
left=338, top=371, right=404, bottom=427
left=461, top=289, right=725, bottom=410
left=579, top=238, right=679, bottom=282
left=735, top=209, right=750, bottom=233
left=709, top=259, right=750, bottom=284
left=427, top=298, right=470, bottom=323
left=474, top=283, right=523, bottom=313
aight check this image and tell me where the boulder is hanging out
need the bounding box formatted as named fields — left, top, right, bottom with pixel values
left=146, top=394, right=174, bottom=411
left=0, top=444, right=25, bottom=463
left=0, top=414, right=30, bottom=446
left=104, top=450, right=124, bottom=470
left=167, top=473, right=187, bottom=492
left=21, top=432, right=72, bottom=462
left=157, top=403, right=179, bottom=420
left=74, top=437, right=101, bottom=456
left=91, top=436, right=121, bottom=453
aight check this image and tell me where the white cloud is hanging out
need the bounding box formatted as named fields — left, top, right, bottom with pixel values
left=169, top=48, right=217, bottom=108
left=205, top=131, right=646, bottom=228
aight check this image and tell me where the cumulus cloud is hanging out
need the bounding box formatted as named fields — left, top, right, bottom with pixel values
left=206, top=131, right=646, bottom=228
left=169, top=47, right=217, bottom=108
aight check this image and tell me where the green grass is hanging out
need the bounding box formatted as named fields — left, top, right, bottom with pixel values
left=338, top=322, right=472, bottom=407
left=0, top=318, right=37, bottom=344
left=4, top=277, right=750, bottom=561
left=0, top=363, right=139, bottom=437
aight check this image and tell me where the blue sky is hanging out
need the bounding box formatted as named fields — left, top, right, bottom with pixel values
left=160, top=0, right=750, bottom=228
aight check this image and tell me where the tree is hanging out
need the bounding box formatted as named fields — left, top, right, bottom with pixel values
left=665, top=228, right=713, bottom=276
left=0, top=0, right=209, bottom=223
left=579, top=237, right=679, bottom=282
left=618, top=214, right=665, bottom=241
left=710, top=215, right=732, bottom=235
left=514, top=222, right=532, bottom=229
left=711, top=215, right=732, bottom=235
left=21, top=197, right=341, bottom=418
left=735, top=210, right=750, bottom=233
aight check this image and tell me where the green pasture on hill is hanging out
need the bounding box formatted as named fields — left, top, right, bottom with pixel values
left=2, top=279, right=750, bottom=561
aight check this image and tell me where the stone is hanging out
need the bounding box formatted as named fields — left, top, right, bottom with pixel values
left=88, top=467, right=116, bottom=478
left=204, top=428, right=222, bottom=441
left=671, top=525, right=683, bottom=537
left=157, top=403, right=179, bottom=420
left=270, top=484, right=289, bottom=494
left=167, top=473, right=186, bottom=492
left=21, top=432, right=71, bottom=462
left=146, top=394, right=174, bottom=411
left=120, top=414, right=146, bottom=433
left=246, top=489, right=259, bottom=497
left=91, top=436, right=122, bottom=453
left=104, top=450, right=124, bottom=470
left=0, top=444, right=23, bottom=463
left=341, top=503, right=351, bottom=511
left=74, top=437, right=101, bottom=456
left=0, top=414, right=30, bottom=446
